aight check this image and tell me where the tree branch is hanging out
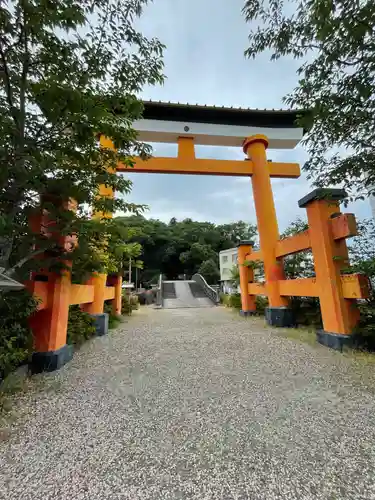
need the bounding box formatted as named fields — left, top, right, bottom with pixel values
left=0, top=44, right=18, bottom=127
left=4, top=248, right=47, bottom=277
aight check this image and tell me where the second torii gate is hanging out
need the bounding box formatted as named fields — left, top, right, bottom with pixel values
left=115, top=100, right=302, bottom=324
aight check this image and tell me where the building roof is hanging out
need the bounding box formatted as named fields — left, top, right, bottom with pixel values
left=219, top=247, right=238, bottom=255
left=141, top=100, right=304, bottom=131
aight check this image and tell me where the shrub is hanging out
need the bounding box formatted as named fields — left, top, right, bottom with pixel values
left=255, top=296, right=268, bottom=314
left=137, top=292, right=146, bottom=305
left=121, top=294, right=133, bottom=315
left=67, top=306, right=96, bottom=346
left=219, top=293, right=230, bottom=306
left=0, top=290, right=37, bottom=381
left=130, top=294, right=139, bottom=310
left=352, top=302, right=375, bottom=351
left=290, top=297, right=322, bottom=328
left=228, top=293, right=242, bottom=309
left=103, top=301, right=122, bottom=329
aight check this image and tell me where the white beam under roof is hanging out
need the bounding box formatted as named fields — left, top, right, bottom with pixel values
left=133, top=118, right=303, bottom=149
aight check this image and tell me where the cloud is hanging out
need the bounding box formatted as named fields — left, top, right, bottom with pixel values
left=120, top=0, right=373, bottom=229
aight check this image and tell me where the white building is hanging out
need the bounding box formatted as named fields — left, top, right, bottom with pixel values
left=219, top=247, right=238, bottom=294
left=370, top=193, right=375, bottom=220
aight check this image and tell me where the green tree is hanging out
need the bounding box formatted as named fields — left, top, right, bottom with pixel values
left=243, top=0, right=375, bottom=199
left=118, top=217, right=256, bottom=282
left=348, top=218, right=375, bottom=286
left=0, top=0, right=164, bottom=278
left=198, top=259, right=220, bottom=285
left=280, top=218, right=314, bottom=279
left=218, top=221, right=257, bottom=246
left=180, top=242, right=217, bottom=276
left=229, top=265, right=240, bottom=286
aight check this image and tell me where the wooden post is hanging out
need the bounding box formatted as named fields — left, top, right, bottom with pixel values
left=243, top=135, right=293, bottom=327
left=82, top=135, right=115, bottom=319
left=106, top=274, right=123, bottom=315
left=81, top=273, right=107, bottom=315
left=28, top=197, right=75, bottom=373
left=299, top=188, right=360, bottom=349
left=237, top=241, right=256, bottom=316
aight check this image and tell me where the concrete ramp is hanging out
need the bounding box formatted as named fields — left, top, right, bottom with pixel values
left=162, top=280, right=215, bottom=309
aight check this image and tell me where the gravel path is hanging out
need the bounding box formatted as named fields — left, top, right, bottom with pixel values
left=2, top=306, right=375, bottom=499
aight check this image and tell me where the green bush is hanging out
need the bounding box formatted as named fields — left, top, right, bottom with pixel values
left=255, top=295, right=268, bottom=314
left=219, top=293, right=230, bottom=306
left=221, top=292, right=268, bottom=315
left=0, top=290, right=37, bottom=381
left=121, top=294, right=133, bottom=315
left=352, top=302, right=375, bottom=351
left=67, top=306, right=96, bottom=346
left=103, top=301, right=123, bottom=329
left=130, top=294, right=139, bottom=310
left=229, top=293, right=242, bottom=309
left=290, top=297, right=322, bottom=328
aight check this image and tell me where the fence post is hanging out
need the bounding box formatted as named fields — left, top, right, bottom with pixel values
left=299, top=188, right=360, bottom=349
left=237, top=241, right=256, bottom=316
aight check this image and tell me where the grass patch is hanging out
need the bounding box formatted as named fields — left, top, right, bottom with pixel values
left=108, top=313, right=124, bottom=330
left=0, top=369, right=64, bottom=442
left=0, top=370, right=30, bottom=432
left=276, top=326, right=318, bottom=347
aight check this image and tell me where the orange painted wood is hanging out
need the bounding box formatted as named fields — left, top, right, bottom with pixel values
left=104, top=286, right=115, bottom=301
left=107, top=274, right=123, bottom=314
left=341, top=274, right=370, bottom=299
left=245, top=250, right=263, bottom=262
left=69, top=284, right=95, bottom=305
left=269, top=162, right=301, bottom=178
left=279, top=278, right=318, bottom=297
left=25, top=280, right=49, bottom=310
left=330, top=214, right=358, bottom=240
left=238, top=244, right=256, bottom=312
left=245, top=135, right=288, bottom=308
left=248, top=282, right=267, bottom=295
left=95, top=135, right=115, bottom=220
left=117, top=158, right=300, bottom=178
left=307, top=200, right=359, bottom=334
left=245, top=215, right=356, bottom=264
left=248, top=274, right=369, bottom=299
left=120, top=157, right=254, bottom=176
left=82, top=273, right=107, bottom=315
left=29, top=273, right=71, bottom=352
left=275, top=230, right=311, bottom=257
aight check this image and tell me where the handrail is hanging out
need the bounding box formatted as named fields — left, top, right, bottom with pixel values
left=156, top=273, right=163, bottom=307
left=192, top=273, right=219, bottom=304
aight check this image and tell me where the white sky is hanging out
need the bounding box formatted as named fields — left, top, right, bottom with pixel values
left=121, top=0, right=372, bottom=231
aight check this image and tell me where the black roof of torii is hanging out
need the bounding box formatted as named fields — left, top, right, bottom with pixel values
left=140, top=100, right=305, bottom=131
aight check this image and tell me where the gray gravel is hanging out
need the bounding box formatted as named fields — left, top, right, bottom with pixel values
left=2, top=306, right=375, bottom=499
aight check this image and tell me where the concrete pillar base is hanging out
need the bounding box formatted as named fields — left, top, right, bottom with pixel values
left=240, top=310, right=256, bottom=317
left=316, top=330, right=352, bottom=352
left=30, top=344, right=73, bottom=374
left=265, top=307, right=295, bottom=327
left=91, top=313, right=109, bottom=336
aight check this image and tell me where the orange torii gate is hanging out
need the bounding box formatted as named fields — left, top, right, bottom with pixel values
left=28, top=101, right=369, bottom=373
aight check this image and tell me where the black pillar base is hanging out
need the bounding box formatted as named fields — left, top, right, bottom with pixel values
left=316, top=330, right=352, bottom=352
left=30, top=344, right=73, bottom=374
left=240, top=310, right=256, bottom=317
left=265, top=307, right=296, bottom=327
left=90, top=313, right=109, bottom=336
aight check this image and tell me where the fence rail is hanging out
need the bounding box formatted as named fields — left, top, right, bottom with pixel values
left=192, top=273, right=219, bottom=304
